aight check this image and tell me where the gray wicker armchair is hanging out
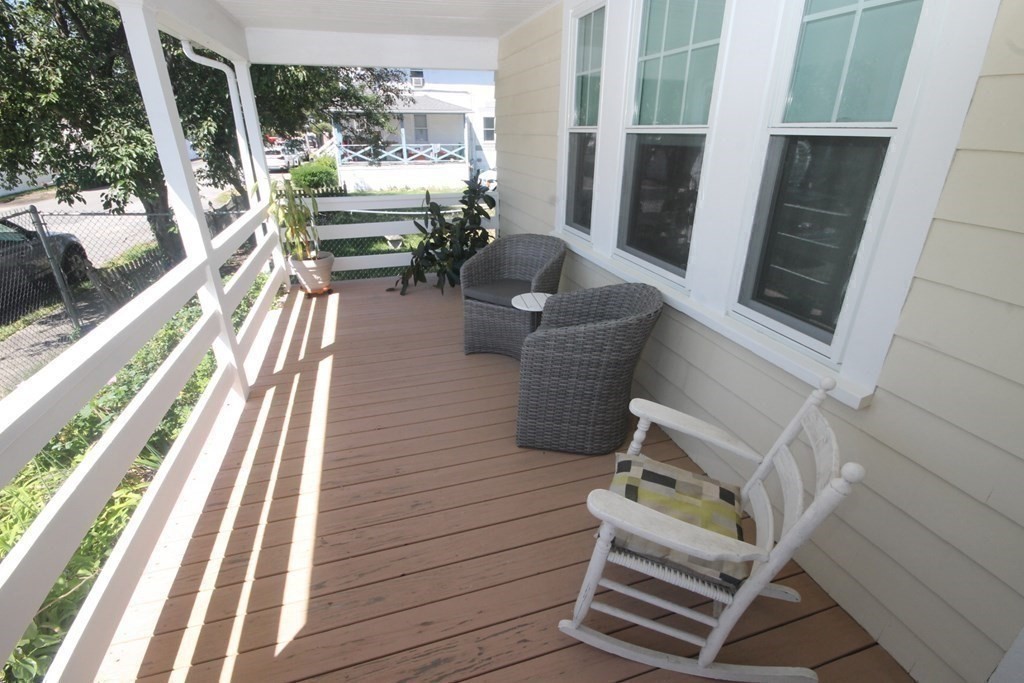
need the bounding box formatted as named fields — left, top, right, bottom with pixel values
left=461, top=234, right=567, bottom=359
left=516, top=283, right=663, bottom=455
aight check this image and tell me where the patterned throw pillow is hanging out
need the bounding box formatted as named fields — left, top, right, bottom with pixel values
left=609, top=453, right=750, bottom=588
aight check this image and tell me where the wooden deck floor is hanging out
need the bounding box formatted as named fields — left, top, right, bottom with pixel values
left=100, top=278, right=912, bottom=682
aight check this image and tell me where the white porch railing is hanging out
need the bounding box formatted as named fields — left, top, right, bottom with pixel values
left=316, top=192, right=463, bottom=271
left=339, top=143, right=466, bottom=164
left=0, top=186, right=495, bottom=678
left=0, top=200, right=285, bottom=678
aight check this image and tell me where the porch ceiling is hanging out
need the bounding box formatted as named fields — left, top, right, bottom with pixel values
left=219, top=0, right=558, bottom=38
left=133, top=0, right=560, bottom=70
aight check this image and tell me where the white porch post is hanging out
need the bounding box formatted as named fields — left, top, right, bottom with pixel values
left=463, top=113, right=471, bottom=173
left=119, top=0, right=249, bottom=398
left=234, top=60, right=271, bottom=201
left=334, top=119, right=345, bottom=167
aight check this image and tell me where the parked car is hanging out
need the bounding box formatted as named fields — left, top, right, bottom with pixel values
left=265, top=147, right=291, bottom=172
left=282, top=139, right=309, bottom=165
left=0, top=217, right=91, bottom=318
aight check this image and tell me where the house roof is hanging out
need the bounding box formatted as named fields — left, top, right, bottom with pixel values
left=393, top=95, right=471, bottom=115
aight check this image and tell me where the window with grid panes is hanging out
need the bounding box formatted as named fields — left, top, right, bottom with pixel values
left=618, top=0, right=725, bottom=276
left=566, top=6, right=605, bottom=234
left=413, top=114, right=428, bottom=143
left=739, top=0, right=923, bottom=343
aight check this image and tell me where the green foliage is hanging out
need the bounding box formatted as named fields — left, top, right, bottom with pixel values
left=268, top=179, right=320, bottom=260
left=0, top=273, right=267, bottom=682
left=0, top=0, right=407, bottom=222
left=289, top=156, right=338, bottom=191
left=394, top=171, right=495, bottom=295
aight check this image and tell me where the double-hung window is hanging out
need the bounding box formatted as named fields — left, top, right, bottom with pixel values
left=565, top=6, right=605, bottom=234
left=556, top=0, right=993, bottom=405
left=413, top=114, right=429, bottom=143
left=618, top=0, right=725, bottom=277
left=738, top=0, right=923, bottom=346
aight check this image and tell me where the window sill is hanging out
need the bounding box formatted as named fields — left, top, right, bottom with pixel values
left=554, top=229, right=875, bottom=409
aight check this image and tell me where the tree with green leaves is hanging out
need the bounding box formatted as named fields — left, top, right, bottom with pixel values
left=0, top=0, right=407, bottom=261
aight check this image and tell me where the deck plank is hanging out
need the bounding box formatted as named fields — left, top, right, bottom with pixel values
left=98, top=279, right=910, bottom=682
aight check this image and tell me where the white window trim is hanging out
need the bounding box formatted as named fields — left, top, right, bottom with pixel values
left=561, top=0, right=609, bottom=239
left=554, top=0, right=1000, bottom=409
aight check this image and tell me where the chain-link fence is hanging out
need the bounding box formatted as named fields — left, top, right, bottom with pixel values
left=0, top=205, right=247, bottom=397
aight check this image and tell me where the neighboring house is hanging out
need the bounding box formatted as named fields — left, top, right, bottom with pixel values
left=333, top=69, right=496, bottom=190
left=409, top=69, right=497, bottom=172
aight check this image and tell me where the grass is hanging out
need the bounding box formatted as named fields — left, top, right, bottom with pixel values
left=0, top=187, right=54, bottom=205
left=101, top=241, right=161, bottom=269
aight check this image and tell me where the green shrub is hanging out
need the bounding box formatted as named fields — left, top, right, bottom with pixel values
left=289, top=155, right=337, bottom=190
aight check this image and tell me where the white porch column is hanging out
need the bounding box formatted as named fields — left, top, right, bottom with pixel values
left=119, top=0, right=249, bottom=398
left=463, top=113, right=471, bottom=174
left=234, top=60, right=271, bottom=201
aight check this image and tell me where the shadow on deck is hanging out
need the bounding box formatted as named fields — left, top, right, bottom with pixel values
left=99, top=278, right=910, bottom=682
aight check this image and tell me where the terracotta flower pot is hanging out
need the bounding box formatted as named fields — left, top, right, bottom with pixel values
left=290, top=251, right=335, bottom=295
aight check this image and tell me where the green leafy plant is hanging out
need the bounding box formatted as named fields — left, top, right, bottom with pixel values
left=289, top=156, right=338, bottom=190
left=393, top=171, right=495, bottom=295
left=267, top=179, right=320, bottom=260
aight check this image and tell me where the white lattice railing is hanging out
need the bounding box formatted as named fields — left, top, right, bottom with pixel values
left=339, top=143, right=466, bottom=164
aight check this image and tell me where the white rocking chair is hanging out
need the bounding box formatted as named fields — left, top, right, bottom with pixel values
left=559, top=379, right=864, bottom=682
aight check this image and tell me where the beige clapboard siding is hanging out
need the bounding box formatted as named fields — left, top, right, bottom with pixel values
left=934, top=150, right=1024, bottom=233
left=980, top=0, right=1024, bottom=76
left=882, top=337, right=1023, bottom=457
left=915, top=220, right=1024, bottom=307
left=957, top=75, right=1024, bottom=153
left=495, top=4, right=561, bottom=238
left=497, top=2, right=561, bottom=59
left=497, top=29, right=561, bottom=81
left=496, top=77, right=561, bottom=113
left=495, top=187, right=556, bottom=236
left=897, top=278, right=1024, bottom=387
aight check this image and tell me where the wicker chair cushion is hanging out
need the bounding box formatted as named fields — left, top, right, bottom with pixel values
left=610, top=453, right=750, bottom=588
left=463, top=278, right=532, bottom=307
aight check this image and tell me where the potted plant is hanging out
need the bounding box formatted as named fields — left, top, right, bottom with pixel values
left=268, top=178, right=334, bottom=295
left=393, top=170, right=495, bottom=295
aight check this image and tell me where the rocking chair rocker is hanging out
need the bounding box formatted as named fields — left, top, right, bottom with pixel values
left=559, top=379, right=864, bottom=682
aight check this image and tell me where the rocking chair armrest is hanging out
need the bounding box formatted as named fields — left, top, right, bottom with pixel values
left=587, top=489, right=768, bottom=565
left=629, top=398, right=763, bottom=464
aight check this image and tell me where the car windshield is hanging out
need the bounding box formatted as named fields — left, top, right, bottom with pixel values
left=265, top=148, right=284, bottom=156
left=0, top=221, right=28, bottom=242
